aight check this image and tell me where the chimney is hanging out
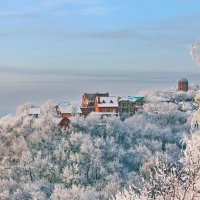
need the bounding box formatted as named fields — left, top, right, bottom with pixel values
left=97, top=96, right=101, bottom=103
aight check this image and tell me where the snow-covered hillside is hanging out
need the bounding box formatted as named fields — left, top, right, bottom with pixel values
left=1, top=86, right=200, bottom=199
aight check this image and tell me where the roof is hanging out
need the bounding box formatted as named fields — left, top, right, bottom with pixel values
left=57, top=102, right=82, bottom=114
left=53, top=116, right=78, bottom=125
left=153, top=96, right=171, bottom=103
left=178, top=78, right=188, bottom=83
left=84, top=93, right=97, bottom=102
left=119, top=96, right=144, bottom=102
left=97, top=96, right=118, bottom=107
left=84, top=93, right=109, bottom=102
left=29, top=108, right=41, bottom=115
left=97, top=93, right=109, bottom=97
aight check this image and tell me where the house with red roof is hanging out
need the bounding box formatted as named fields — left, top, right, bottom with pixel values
left=81, top=92, right=109, bottom=116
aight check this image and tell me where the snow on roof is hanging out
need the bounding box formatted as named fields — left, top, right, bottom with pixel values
left=29, top=108, right=41, bottom=115
left=52, top=116, right=79, bottom=125
left=97, top=96, right=118, bottom=107
left=156, top=96, right=170, bottom=102
left=57, top=102, right=82, bottom=114
left=149, top=96, right=170, bottom=103
left=119, top=96, right=144, bottom=102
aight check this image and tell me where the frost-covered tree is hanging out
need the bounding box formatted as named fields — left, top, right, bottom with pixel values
left=113, top=85, right=200, bottom=200
left=190, top=39, right=200, bottom=65
left=0, top=98, right=192, bottom=199
left=114, top=131, right=200, bottom=200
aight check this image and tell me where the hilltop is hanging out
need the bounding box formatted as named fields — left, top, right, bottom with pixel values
left=1, top=83, right=200, bottom=199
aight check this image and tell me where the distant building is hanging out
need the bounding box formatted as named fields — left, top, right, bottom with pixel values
left=178, top=78, right=188, bottom=92
left=55, top=102, right=82, bottom=118
left=28, top=108, right=41, bottom=118
left=152, top=96, right=171, bottom=103
left=53, top=116, right=77, bottom=129
left=81, top=93, right=109, bottom=116
left=59, top=117, right=71, bottom=129
left=118, top=96, right=145, bottom=119
left=95, top=96, right=118, bottom=116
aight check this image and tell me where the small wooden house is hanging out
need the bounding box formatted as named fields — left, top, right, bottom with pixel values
left=55, top=102, right=82, bottom=118
left=53, top=116, right=77, bottom=129
left=59, top=117, right=71, bottom=129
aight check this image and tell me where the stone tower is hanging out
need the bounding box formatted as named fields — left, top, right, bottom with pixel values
left=178, top=78, right=188, bottom=92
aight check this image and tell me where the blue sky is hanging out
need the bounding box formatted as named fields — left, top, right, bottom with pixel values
left=1, top=0, right=200, bottom=115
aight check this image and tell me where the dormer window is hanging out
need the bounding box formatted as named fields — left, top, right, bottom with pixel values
left=110, top=100, right=113, bottom=103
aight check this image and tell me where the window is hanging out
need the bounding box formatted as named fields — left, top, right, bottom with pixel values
left=110, top=100, right=113, bottom=103
left=110, top=109, right=115, bottom=112
left=102, top=100, right=105, bottom=103
left=64, top=121, right=69, bottom=126
left=136, top=101, right=142, bottom=106
left=128, top=102, right=134, bottom=107
left=102, top=109, right=106, bottom=112
left=122, top=102, right=127, bottom=107
left=122, top=108, right=128, bottom=113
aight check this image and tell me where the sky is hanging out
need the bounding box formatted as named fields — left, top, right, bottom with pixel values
left=1, top=0, right=200, bottom=115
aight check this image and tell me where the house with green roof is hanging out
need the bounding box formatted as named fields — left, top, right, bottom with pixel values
left=118, top=96, right=145, bottom=119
